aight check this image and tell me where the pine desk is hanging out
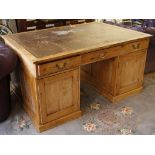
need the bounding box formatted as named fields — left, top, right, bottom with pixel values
left=2, top=22, right=151, bottom=132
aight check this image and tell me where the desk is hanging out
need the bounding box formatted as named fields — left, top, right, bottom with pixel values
left=2, top=22, right=151, bottom=132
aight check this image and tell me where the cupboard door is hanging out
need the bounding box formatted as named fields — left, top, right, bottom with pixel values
left=116, top=50, right=147, bottom=95
left=38, top=68, right=80, bottom=124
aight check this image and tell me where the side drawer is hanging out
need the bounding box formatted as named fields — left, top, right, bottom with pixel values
left=81, top=50, right=100, bottom=65
left=122, top=39, right=149, bottom=54
left=99, top=39, right=149, bottom=60
left=37, top=56, right=81, bottom=77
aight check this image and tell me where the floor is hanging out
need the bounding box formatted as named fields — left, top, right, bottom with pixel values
left=0, top=73, right=155, bottom=135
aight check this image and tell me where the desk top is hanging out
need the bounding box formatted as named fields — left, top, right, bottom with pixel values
left=2, top=22, right=151, bottom=64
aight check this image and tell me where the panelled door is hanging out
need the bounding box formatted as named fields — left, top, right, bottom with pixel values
left=38, top=68, right=80, bottom=124
left=116, top=50, right=147, bottom=95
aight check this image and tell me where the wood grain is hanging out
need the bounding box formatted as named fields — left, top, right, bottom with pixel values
left=38, top=68, right=80, bottom=124
left=2, top=22, right=151, bottom=64
left=2, top=22, right=151, bottom=132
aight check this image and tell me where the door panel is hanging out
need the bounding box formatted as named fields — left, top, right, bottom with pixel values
left=117, top=50, right=146, bottom=94
left=38, top=68, right=80, bottom=124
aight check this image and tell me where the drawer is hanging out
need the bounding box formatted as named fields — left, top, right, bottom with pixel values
left=37, top=56, right=81, bottom=77
left=99, top=39, right=149, bottom=60
left=81, top=51, right=100, bottom=65
left=122, top=39, right=149, bottom=53
left=99, top=46, right=122, bottom=60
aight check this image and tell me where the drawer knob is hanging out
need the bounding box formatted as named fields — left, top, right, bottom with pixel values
left=56, top=62, right=67, bottom=69
left=132, top=43, right=140, bottom=49
left=100, top=53, right=106, bottom=59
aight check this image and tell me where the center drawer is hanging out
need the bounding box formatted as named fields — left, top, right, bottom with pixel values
left=37, top=56, right=81, bottom=77
left=81, top=50, right=101, bottom=65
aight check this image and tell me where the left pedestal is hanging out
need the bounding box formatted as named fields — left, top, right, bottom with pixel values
left=19, top=62, right=81, bottom=132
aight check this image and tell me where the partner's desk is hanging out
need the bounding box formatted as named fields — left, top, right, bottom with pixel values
left=2, top=22, right=151, bottom=132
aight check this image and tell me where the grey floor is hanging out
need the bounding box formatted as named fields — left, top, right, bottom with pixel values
left=0, top=73, right=155, bottom=135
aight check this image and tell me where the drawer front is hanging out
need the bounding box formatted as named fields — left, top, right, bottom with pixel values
left=122, top=39, right=149, bottom=53
left=81, top=51, right=100, bottom=65
left=99, top=46, right=122, bottom=60
left=37, top=56, right=81, bottom=77
left=99, top=39, right=149, bottom=60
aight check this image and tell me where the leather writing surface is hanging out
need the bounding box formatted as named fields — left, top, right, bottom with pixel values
left=8, top=22, right=150, bottom=58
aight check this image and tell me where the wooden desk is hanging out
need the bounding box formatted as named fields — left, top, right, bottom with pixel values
left=2, top=22, right=151, bottom=132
